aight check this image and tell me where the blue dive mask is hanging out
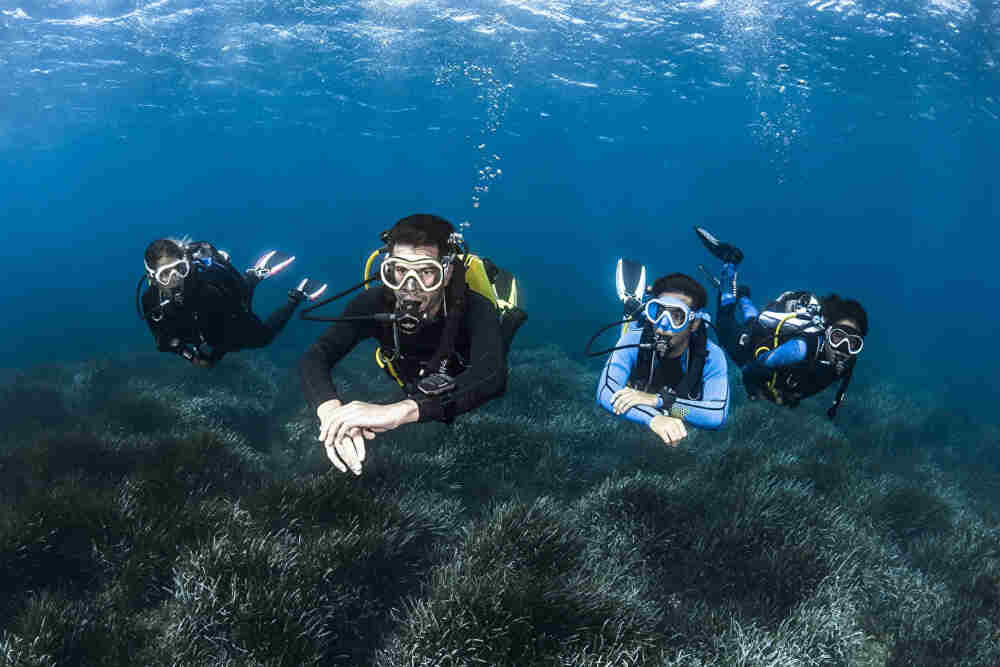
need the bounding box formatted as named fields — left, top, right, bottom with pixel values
left=643, top=296, right=711, bottom=333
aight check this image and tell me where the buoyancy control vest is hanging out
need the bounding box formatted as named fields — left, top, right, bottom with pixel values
left=368, top=250, right=524, bottom=389
left=626, top=323, right=709, bottom=400
left=188, top=242, right=251, bottom=307
left=745, top=291, right=838, bottom=406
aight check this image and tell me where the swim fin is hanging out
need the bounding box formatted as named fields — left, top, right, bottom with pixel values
left=694, top=227, right=744, bottom=265
left=616, top=258, right=646, bottom=316
left=248, top=250, right=295, bottom=281
left=290, top=278, right=328, bottom=302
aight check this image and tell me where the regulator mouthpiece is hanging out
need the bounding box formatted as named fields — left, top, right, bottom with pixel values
left=396, top=299, right=424, bottom=335
left=654, top=333, right=674, bottom=357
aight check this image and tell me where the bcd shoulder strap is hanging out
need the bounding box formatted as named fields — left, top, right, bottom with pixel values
left=627, top=324, right=707, bottom=399
left=672, top=325, right=708, bottom=400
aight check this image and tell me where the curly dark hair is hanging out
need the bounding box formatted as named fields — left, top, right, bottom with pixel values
left=649, top=273, right=708, bottom=311
left=821, top=294, right=868, bottom=336
left=386, top=214, right=456, bottom=257
left=144, top=239, right=186, bottom=268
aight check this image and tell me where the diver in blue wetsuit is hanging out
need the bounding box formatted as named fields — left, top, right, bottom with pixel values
left=594, top=272, right=730, bottom=446
left=694, top=227, right=868, bottom=419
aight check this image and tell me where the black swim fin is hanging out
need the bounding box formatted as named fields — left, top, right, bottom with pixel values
left=616, top=258, right=646, bottom=316
left=694, top=226, right=744, bottom=265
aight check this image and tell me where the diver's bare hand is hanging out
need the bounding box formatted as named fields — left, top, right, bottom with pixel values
left=650, top=415, right=688, bottom=447
left=318, top=399, right=344, bottom=443
left=329, top=429, right=368, bottom=476
left=611, top=387, right=660, bottom=415
left=318, top=399, right=373, bottom=474
left=328, top=400, right=419, bottom=447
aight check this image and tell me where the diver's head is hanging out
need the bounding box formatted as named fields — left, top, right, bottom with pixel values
left=381, top=214, right=457, bottom=332
left=644, top=273, right=708, bottom=358
left=821, top=294, right=868, bottom=374
left=144, top=238, right=192, bottom=301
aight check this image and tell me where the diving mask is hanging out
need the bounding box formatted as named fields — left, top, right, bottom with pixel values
left=380, top=256, right=448, bottom=292
left=827, top=327, right=864, bottom=356
left=145, top=256, right=191, bottom=287
left=643, top=296, right=710, bottom=333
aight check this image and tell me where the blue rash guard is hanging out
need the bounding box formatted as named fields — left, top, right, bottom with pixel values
left=595, top=321, right=730, bottom=430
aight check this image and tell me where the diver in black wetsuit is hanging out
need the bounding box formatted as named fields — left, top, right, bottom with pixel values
left=694, top=226, right=868, bottom=419
left=299, top=214, right=527, bottom=476
left=139, top=238, right=326, bottom=367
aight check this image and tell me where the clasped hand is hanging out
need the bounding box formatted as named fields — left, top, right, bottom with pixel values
left=316, top=399, right=416, bottom=476
left=610, top=387, right=660, bottom=415
left=611, top=388, right=688, bottom=446
left=649, top=415, right=688, bottom=446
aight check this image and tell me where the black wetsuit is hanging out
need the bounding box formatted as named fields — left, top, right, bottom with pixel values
left=142, top=258, right=299, bottom=366
left=716, top=286, right=847, bottom=407
left=299, top=285, right=507, bottom=423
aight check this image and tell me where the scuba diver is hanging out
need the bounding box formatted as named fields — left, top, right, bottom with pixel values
left=589, top=263, right=730, bottom=446
left=694, top=226, right=868, bottom=419
left=138, top=238, right=327, bottom=367
left=299, top=213, right=527, bottom=476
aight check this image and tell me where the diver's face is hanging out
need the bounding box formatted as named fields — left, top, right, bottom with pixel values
left=152, top=254, right=189, bottom=290
left=654, top=291, right=700, bottom=358
left=388, top=242, right=451, bottom=316
left=825, top=317, right=862, bottom=374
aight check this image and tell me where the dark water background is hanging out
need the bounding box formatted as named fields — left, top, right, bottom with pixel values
left=1, top=0, right=997, bottom=412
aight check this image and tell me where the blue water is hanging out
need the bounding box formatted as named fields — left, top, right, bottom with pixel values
left=2, top=0, right=998, bottom=412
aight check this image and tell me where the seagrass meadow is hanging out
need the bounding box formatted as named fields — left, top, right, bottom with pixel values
left=2, top=344, right=999, bottom=666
